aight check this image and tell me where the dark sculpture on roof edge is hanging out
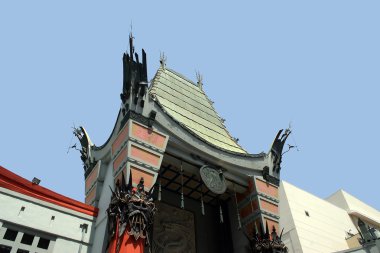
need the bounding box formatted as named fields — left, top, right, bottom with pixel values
left=271, top=128, right=291, bottom=175
left=73, top=126, right=96, bottom=172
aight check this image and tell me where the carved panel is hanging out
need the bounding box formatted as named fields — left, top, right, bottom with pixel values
left=152, top=202, right=196, bottom=253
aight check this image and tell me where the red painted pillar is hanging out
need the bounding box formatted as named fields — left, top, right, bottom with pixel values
left=108, top=118, right=168, bottom=253
left=107, top=219, right=144, bottom=253
left=108, top=234, right=144, bottom=253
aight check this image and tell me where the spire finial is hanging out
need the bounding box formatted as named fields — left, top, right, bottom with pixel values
left=129, top=24, right=135, bottom=62
left=196, top=71, right=203, bottom=90
left=160, top=52, right=167, bottom=69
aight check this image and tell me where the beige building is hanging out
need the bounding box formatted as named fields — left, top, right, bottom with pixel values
left=280, top=181, right=380, bottom=253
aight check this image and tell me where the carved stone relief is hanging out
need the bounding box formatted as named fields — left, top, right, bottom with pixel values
left=200, top=165, right=227, bottom=194
left=152, top=202, right=196, bottom=253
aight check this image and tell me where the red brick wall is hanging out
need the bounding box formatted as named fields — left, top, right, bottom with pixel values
left=85, top=164, right=99, bottom=193
left=131, top=122, right=166, bottom=149
left=260, top=199, right=279, bottom=214
left=112, top=124, right=129, bottom=155
left=130, top=145, right=160, bottom=167
left=113, top=147, right=128, bottom=173
left=255, top=178, right=278, bottom=198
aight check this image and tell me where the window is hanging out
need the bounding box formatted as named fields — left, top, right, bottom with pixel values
left=0, top=244, right=12, bottom=253
left=16, top=249, right=29, bottom=253
left=3, top=229, right=17, bottom=241
left=20, top=234, right=34, bottom=245
left=0, top=224, right=55, bottom=253
left=37, top=238, right=50, bottom=250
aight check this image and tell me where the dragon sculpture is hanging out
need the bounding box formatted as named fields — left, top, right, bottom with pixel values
left=106, top=172, right=156, bottom=253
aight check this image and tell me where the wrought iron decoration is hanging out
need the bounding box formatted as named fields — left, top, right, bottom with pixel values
left=246, top=222, right=288, bottom=253
left=106, top=172, right=156, bottom=253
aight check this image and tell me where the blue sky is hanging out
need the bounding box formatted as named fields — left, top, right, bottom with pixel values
left=1, top=1, right=379, bottom=210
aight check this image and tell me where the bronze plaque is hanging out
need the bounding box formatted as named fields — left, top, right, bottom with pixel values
left=152, top=202, right=196, bottom=253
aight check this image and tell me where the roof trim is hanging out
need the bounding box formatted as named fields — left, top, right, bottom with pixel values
left=0, top=166, right=98, bottom=217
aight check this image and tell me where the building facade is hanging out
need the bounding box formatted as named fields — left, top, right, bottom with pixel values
left=0, top=166, right=98, bottom=253
left=73, top=35, right=289, bottom=253
left=280, top=181, right=380, bottom=253
left=2, top=36, right=379, bottom=253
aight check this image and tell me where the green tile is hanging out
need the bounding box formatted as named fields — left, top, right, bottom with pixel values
left=150, top=67, right=247, bottom=154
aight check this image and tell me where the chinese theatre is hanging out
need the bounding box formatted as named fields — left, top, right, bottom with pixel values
left=75, top=34, right=289, bottom=253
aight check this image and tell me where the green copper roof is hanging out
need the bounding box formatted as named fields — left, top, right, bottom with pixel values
left=150, top=67, right=247, bottom=154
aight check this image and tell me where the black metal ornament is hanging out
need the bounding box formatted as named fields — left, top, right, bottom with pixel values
left=200, top=182, right=205, bottom=216
left=233, top=184, right=242, bottom=230
left=245, top=221, right=288, bottom=253
left=106, top=171, right=156, bottom=253
left=180, top=162, right=184, bottom=209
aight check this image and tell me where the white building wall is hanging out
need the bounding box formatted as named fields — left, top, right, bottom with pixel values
left=53, top=238, right=89, bottom=253
left=0, top=187, right=95, bottom=252
left=280, top=181, right=358, bottom=253
left=326, top=190, right=380, bottom=227
left=279, top=181, right=303, bottom=253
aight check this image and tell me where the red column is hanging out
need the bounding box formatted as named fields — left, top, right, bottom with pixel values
left=107, top=220, right=144, bottom=253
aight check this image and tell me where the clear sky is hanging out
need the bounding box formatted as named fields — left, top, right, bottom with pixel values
left=1, top=1, right=379, bottom=211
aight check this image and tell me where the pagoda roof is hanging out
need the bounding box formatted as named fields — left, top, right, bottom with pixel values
left=150, top=67, right=247, bottom=154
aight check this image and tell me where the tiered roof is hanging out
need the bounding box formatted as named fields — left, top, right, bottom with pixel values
left=150, top=67, right=247, bottom=154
